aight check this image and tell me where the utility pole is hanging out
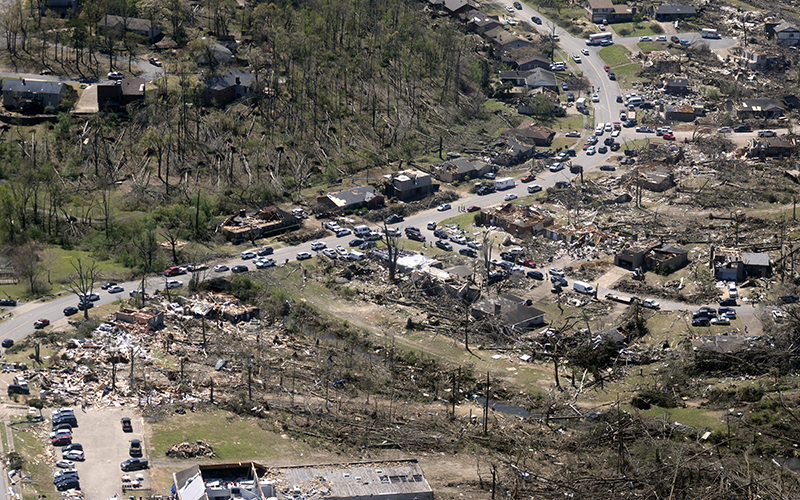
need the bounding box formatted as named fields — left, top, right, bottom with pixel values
left=483, top=372, right=490, bottom=435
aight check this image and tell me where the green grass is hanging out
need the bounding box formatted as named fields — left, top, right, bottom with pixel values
left=551, top=114, right=585, bottom=131
left=613, top=63, right=642, bottom=88
left=598, top=44, right=632, bottom=68
left=440, top=211, right=480, bottom=229
left=11, top=419, right=57, bottom=499
left=611, top=22, right=659, bottom=37
left=635, top=406, right=725, bottom=432
left=637, top=41, right=671, bottom=52
left=150, top=408, right=312, bottom=461
left=483, top=99, right=507, bottom=112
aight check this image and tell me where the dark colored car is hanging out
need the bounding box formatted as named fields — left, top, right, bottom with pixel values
left=348, top=238, right=364, bottom=247
left=555, top=181, right=571, bottom=188
left=359, top=241, right=376, bottom=251
left=610, top=142, right=621, bottom=151
left=600, top=165, right=616, bottom=171
left=257, top=246, right=274, bottom=256
left=121, top=417, right=133, bottom=432
left=384, top=214, right=404, bottom=224
left=671, top=35, right=680, bottom=43
left=719, top=298, right=738, bottom=306
left=120, top=458, right=149, bottom=472
left=467, top=205, right=481, bottom=212
left=62, top=443, right=83, bottom=452
left=55, top=478, right=80, bottom=491
left=608, top=70, right=615, bottom=80
left=63, top=306, right=79, bottom=316
left=459, top=248, right=478, bottom=258
left=1, top=339, right=13, bottom=348
left=435, top=240, right=453, bottom=251
left=624, top=149, right=638, bottom=157
left=598, top=146, right=608, bottom=154
left=129, top=439, right=143, bottom=457
left=620, top=157, right=635, bottom=165
left=100, top=282, right=117, bottom=290
left=567, top=92, right=574, bottom=102
left=231, top=265, right=248, bottom=273
left=434, top=229, right=448, bottom=239
left=52, top=434, right=72, bottom=446
left=527, top=270, right=544, bottom=280
left=77, top=301, right=93, bottom=311
left=0, top=299, right=16, bottom=307
left=407, top=232, right=425, bottom=242
left=561, top=82, right=568, bottom=91
left=780, top=294, right=800, bottom=304
left=691, top=317, right=710, bottom=327
left=604, top=137, right=615, bottom=146
left=733, top=125, right=752, bottom=133
left=34, top=318, right=50, bottom=328
left=52, top=422, right=72, bottom=433
left=531, top=16, right=541, bottom=23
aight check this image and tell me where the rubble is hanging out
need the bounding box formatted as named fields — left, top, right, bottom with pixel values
left=166, top=441, right=215, bottom=458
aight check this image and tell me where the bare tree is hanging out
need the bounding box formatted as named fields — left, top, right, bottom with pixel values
left=480, top=231, right=494, bottom=291
left=382, top=222, right=402, bottom=282
left=11, top=242, right=45, bottom=295
left=67, top=259, right=98, bottom=320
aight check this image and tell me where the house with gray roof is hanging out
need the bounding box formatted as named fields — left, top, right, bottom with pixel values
left=2, top=79, right=67, bottom=112
left=471, top=294, right=546, bottom=332
left=651, top=3, right=697, bottom=21
left=316, top=185, right=384, bottom=213
left=100, top=14, right=162, bottom=41
left=200, top=70, right=255, bottom=105
left=738, top=98, right=785, bottom=119
left=435, top=157, right=492, bottom=183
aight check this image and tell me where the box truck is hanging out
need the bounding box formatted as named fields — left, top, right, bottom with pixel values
left=494, top=177, right=516, bottom=190
left=573, top=281, right=595, bottom=295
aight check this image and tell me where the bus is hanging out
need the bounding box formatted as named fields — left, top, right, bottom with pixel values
left=701, top=28, right=721, bottom=39
left=587, top=33, right=613, bottom=45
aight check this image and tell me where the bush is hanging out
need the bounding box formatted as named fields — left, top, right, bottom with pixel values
left=618, top=28, right=631, bottom=36
left=650, top=23, right=664, bottom=34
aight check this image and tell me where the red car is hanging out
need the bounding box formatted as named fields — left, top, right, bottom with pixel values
left=663, top=133, right=675, bottom=140
left=520, top=174, right=536, bottom=183
left=52, top=434, right=72, bottom=446
left=604, top=65, right=610, bottom=72
left=34, top=318, right=50, bottom=329
left=671, top=35, right=680, bottom=43
left=583, top=143, right=591, bottom=150
left=521, top=258, right=537, bottom=268
left=467, top=205, right=481, bottom=212
left=164, top=266, right=182, bottom=277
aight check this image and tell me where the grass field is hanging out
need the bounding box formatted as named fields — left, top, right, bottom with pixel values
left=598, top=44, right=632, bottom=67
left=613, top=63, right=642, bottom=88
left=611, top=22, right=661, bottom=37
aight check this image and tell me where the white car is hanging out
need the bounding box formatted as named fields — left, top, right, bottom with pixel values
left=656, top=35, right=667, bottom=41
left=107, top=71, right=124, bottom=80
left=710, top=317, right=730, bottom=326
left=213, top=265, right=229, bottom=272
left=549, top=163, right=565, bottom=172
left=165, top=280, right=183, bottom=289
left=639, top=36, right=652, bottom=42
left=437, top=203, right=452, bottom=211
left=322, top=248, right=337, bottom=258
left=581, top=48, right=589, bottom=55
left=772, top=310, right=785, bottom=322
left=296, top=252, right=312, bottom=260
left=504, top=193, right=518, bottom=201
left=527, top=184, right=542, bottom=193
left=642, top=299, right=660, bottom=309
left=586, top=146, right=596, bottom=155
left=604, top=123, right=612, bottom=132
left=240, top=251, right=257, bottom=259
left=450, top=235, right=467, bottom=245
left=611, top=130, right=621, bottom=137
left=467, top=241, right=483, bottom=250
left=62, top=450, right=84, bottom=461
left=549, top=267, right=565, bottom=277
left=310, top=241, right=326, bottom=251
left=506, top=5, right=514, bottom=11
left=336, top=245, right=347, bottom=255
left=427, top=221, right=436, bottom=230
left=592, top=94, right=600, bottom=103
left=335, top=228, right=352, bottom=237
left=572, top=54, right=581, bottom=63
left=565, top=130, right=581, bottom=137
left=55, top=461, right=75, bottom=469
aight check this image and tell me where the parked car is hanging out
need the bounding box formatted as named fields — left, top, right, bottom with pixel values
left=240, top=251, right=257, bottom=260
left=555, top=181, right=571, bottom=188
left=52, top=434, right=72, bottom=446
left=1, top=339, right=13, bottom=348
left=55, top=478, right=80, bottom=491
left=437, top=203, right=451, bottom=211
left=149, top=57, right=162, bottom=66
left=527, top=270, right=544, bottom=280
left=642, top=299, right=660, bottom=309
left=435, top=240, right=453, bottom=251
left=691, top=317, right=710, bottom=327
left=600, top=165, right=616, bottom=171
left=717, top=127, right=732, bottom=133
left=359, top=241, right=376, bottom=251
left=710, top=317, right=730, bottom=326
left=77, top=301, right=93, bottom=311
left=8, top=384, right=29, bottom=395
left=733, top=125, right=752, bottom=133
left=213, top=265, right=229, bottom=272
left=129, top=439, right=143, bottom=457
left=504, top=193, right=518, bottom=201
left=433, top=229, right=448, bottom=239
left=758, top=130, right=776, bottom=137
left=121, top=417, right=133, bottom=432
left=56, top=460, right=75, bottom=469
left=335, top=228, right=352, bottom=237
left=108, top=285, right=124, bottom=293
left=459, top=248, right=478, bottom=258
left=34, top=318, right=50, bottom=329
left=100, top=282, right=117, bottom=290
left=0, top=299, right=16, bottom=306
left=772, top=310, right=785, bottom=322
left=231, top=265, right=248, bottom=273
left=107, top=71, right=124, bottom=79
left=257, top=246, right=274, bottom=256
left=527, top=184, right=543, bottom=193
left=620, top=157, right=635, bottom=165
left=719, top=298, right=737, bottom=306
left=521, top=174, right=536, bottom=183
left=310, top=241, right=326, bottom=251
left=120, top=458, right=149, bottom=471
left=565, top=130, right=581, bottom=137
left=384, top=214, right=404, bottom=224
left=467, top=205, right=481, bottom=212
left=779, top=294, right=800, bottom=304
left=549, top=268, right=565, bottom=277
left=407, top=232, right=425, bottom=242
left=598, top=145, right=608, bottom=154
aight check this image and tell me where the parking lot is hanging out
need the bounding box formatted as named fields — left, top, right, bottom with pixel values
left=62, top=407, right=149, bottom=499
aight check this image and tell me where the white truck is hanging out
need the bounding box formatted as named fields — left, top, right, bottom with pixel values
left=573, top=281, right=595, bottom=295
left=495, top=177, right=516, bottom=191
left=576, top=97, right=587, bottom=112
left=701, top=28, right=721, bottom=39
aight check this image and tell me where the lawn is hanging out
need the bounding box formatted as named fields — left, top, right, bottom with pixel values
left=613, top=63, right=643, bottom=88
left=637, top=41, right=676, bottom=52
left=598, top=44, right=632, bottom=67
left=611, top=22, right=662, bottom=37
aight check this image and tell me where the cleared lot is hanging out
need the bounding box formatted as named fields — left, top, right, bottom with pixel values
left=63, top=407, right=149, bottom=498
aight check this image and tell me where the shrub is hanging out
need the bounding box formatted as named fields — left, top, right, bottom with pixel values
left=618, top=28, right=631, bottom=36
left=650, top=23, right=664, bottom=33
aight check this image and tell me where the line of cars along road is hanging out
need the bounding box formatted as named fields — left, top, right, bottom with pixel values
left=50, top=410, right=149, bottom=492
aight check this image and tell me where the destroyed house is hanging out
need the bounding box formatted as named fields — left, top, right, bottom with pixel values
left=711, top=247, right=771, bottom=281
left=738, top=49, right=783, bottom=70
left=480, top=204, right=553, bottom=235
left=482, top=27, right=532, bottom=53
left=471, top=294, right=546, bottom=332
left=316, top=185, right=384, bottom=212
left=651, top=3, right=697, bottom=21
left=2, top=79, right=66, bottom=111
left=664, top=78, right=690, bottom=95
left=114, top=308, right=164, bottom=330
left=435, top=158, right=492, bottom=183
left=200, top=70, right=255, bottom=106
left=97, top=78, right=145, bottom=111
left=647, top=243, right=689, bottom=272
left=625, top=162, right=675, bottom=192
left=615, top=241, right=659, bottom=270
left=691, top=335, right=753, bottom=353
left=769, top=20, right=800, bottom=46
left=370, top=248, right=437, bottom=274
left=509, top=121, right=555, bottom=146
left=219, top=206, right=300, bottom=242
left=468, top=12, right=503, bottom=34
left=748, top=136, right=796, bottom=157
left=543, top=223, right=610, bottom=245
left=99, top=15, right=162, bottom=41
left=382, top=169, right=437, bottom=200
left=738, top=98, right=785, bottom=119
left=491, top=137, right=534, bottom=166
left=188, top=293, right=260, bottom=323
left=664, top=104, right=696, bottom=121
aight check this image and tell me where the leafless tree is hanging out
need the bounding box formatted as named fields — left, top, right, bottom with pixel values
left=11, top=242, right=45, bottom=295
left=67, top=259, right=98, bottom=320
left=382, top=222, right=402, bottom=282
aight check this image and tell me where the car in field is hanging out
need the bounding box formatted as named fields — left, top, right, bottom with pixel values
left=581, top=48, right=589, bottom=55
left=121, top=458, right=149, bottom=472
left=572, top=54, right=581, bottom=63
left=240, top=251, right=257, bottom=259
left=639, top=36, right=652, bottom=42
left=527, top=184, right=543, bottom=193
left=527, top=270, right=544, bottom=280
left=310, top=241, right=326, bottom=251
left=437, top=203, right=451, bottom=211
left=710, top=317, right=730, bottom=326
left=599, top=165, right=616, bottom=171
left=561, top=82, right=568, bottom=91
left=34, top=318, right=50, bottom=329
left=107, top=285, right=124, bottom=294
left=435, top=240, right=453, bottom=251
left=107, top=71, right=124, bottom=79
left=149, top=57, right=162, bottom=66
left=165, top=280, right=183, bottom=289
left=565, top=130, right=581, bottom=137
left=551, top=276, right=568, bottom=287
left=620, top=157, right=635, bottom=165
left=0, top=298, right=16, bottom=307
left=642, top=299, right=660, bottom=309
left=1, top=339, right=13, bottom=349
left=459, top=248, right=478, bottom=258
left=504, top=193, right=518, bottom=201
left=586, top=146, right=596, bottom=155
left=213, top=264, right=229, bottom=272
left=691, top=317, right=710, bottom=327
left=464, top=205, right=480, bottom=213
left=129, top=439, right=143, bottom=457
left=384, top=214, right=404, bottom=224
left=719, top=298, right=737, bottom=306
left=231, top=265, right=248, bottom=273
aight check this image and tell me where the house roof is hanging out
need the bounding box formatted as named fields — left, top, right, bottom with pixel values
left=512, top=121, right=555, bottom=140
left=656, top=244, right=688, bottom=255
left=775, top=20, right=799, bottom=33
left=327, top=185, right=382, bottom=208
left=204, top=69, right=254, bottom=92
left=667, top=78, right=689, bottom=87
left=742, top=252, right=770, bottom=267
left=443, top=0, right=468, bottom=12
left=692, top=335, right=751, bottom=353
left=525, top=67, right=557, bottom=87
left=472, top=294, right=545, bottom=328
left=100, top=15, right=157, bottom=33
left=654, top=3, right=697, bottom=15
left=440, top=157, right=490, bottom=174
left=3, top=79, right=64, bottom=95
left=516, top=53, right=550, bottom=66
left=121, top=78, right=145, bottom=96
left=741, top=98, right=785, bottom=112
left=586, top=0, right=614, bottom=9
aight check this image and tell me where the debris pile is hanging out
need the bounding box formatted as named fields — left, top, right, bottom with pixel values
left=166, top=441, right=215, bottom=458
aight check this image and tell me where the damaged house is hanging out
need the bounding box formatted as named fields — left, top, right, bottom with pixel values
left=490, top=137, right=535, bottom=166
left=471, top=294, right=546, bottom=332
left=219, top=207, right=300, bottom=242
left=711, top=246, right=771, bottom=281
left=664, top=78, right=690, bottom=95
left=623, top=162, right=676, bottom=192
left=498, top=68, right=558, bottom=92
left=480, top=204, right=554, bottom=235
left=467, top=12, right=503, bottom=34
left=382, top=169, right=437, bottom=200
left=614, top=241, right=689, bottom=272
left=482, top=27, right=532, bottom=54
left=509, top=121, right=555, bottom=146
left=748, top=136, right=796, bottom=158
left=584, top=0, right=636, bottom=23
left=738, top=98, right=785, bottom=119
left=315, top=185, right=385, bottom=212
left=766, top=20, right=800, bottom=46
left=434, top=158, right=492, bottom=183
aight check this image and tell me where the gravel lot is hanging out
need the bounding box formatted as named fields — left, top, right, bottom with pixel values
left=61, top=407, right=150, bottom=499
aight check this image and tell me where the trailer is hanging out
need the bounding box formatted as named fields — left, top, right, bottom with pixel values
left=701, top=28, right=721, bottom=39
left=494, top=177, right=516, bottom=190
left=605, top=293, right=639, bottom=304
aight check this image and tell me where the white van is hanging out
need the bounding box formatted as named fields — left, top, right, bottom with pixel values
left=573, top=281, right=595, bottom=295
left=353, top=224, right=371, bottom=237
left=625, top=96, right=643, bottom=107
left=728, top=282, right=738, bottom=299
